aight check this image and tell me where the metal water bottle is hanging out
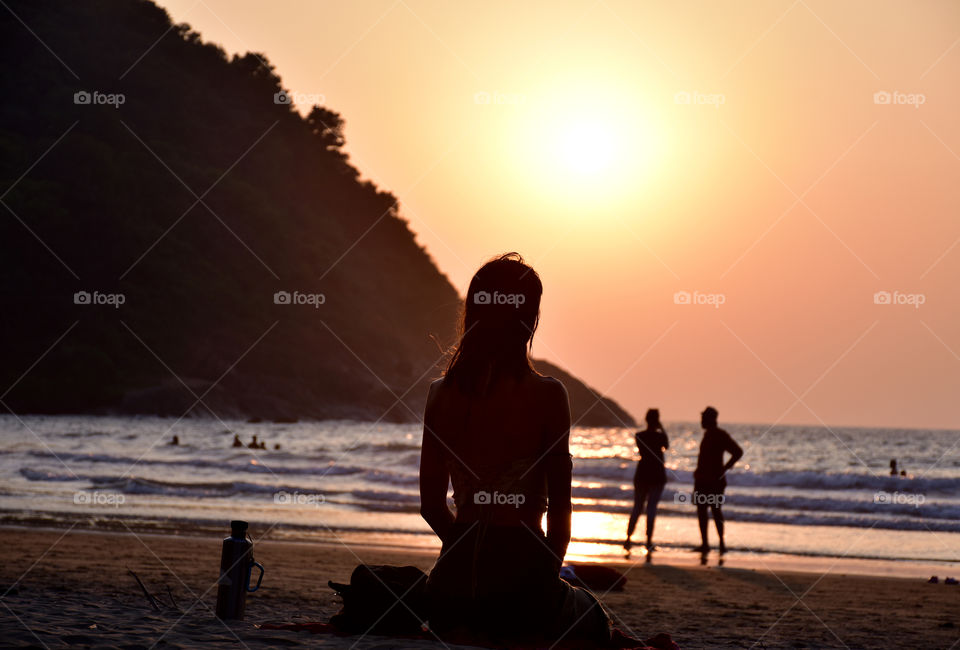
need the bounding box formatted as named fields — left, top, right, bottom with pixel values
left=215, top=520, right=264, bottom=620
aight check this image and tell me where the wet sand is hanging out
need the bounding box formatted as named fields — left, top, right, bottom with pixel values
left=0, top=526, right=957, bottom=648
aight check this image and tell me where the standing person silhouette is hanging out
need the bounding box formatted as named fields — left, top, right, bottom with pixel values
left=693, top=406, right=742, bottom=554
left=419, top=253, right=611, bottom=645
left=624, top=409, right=669, bottom=552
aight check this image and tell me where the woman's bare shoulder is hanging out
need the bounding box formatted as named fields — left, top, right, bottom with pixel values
left=527, top=372, right=568, bottom=403
left=424, top=377, right=449, bottom=410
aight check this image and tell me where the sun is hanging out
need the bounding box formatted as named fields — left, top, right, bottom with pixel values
left=508, top=78, right=662, bottom=206
left=555, top=121, right=619, bottom=177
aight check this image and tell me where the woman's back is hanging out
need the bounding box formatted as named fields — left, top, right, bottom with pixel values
left=428, top=371, right=550, bottom=460
left=423, top=371, right=575, bottom=634
left=426, top=371, right=561, bottom=526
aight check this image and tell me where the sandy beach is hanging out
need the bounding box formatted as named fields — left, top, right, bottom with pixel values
left=0, top=526, right=956, bottom=649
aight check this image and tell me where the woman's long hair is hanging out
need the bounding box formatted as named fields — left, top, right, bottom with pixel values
left=444, top=253, right=542, bottom=394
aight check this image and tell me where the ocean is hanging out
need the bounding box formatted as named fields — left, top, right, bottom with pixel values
left=3, top=415, right=958, bottom=574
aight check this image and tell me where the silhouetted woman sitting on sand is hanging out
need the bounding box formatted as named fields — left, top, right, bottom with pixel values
left=420, top=253, right=611, bottom=645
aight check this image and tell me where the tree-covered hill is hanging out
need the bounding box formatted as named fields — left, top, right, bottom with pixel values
left=0, top=0, right=634, bottom=427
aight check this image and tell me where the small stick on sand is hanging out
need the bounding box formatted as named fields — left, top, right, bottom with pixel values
left=127, top=569, right=161, bottom=611
left=165, top=585, right=181, bottom=611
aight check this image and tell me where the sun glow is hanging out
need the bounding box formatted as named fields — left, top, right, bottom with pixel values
left=509, top=77, right=663, bottom=207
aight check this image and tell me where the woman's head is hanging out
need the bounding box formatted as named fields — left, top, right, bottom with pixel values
left=645, top=408, right=661, bottom=428
left=445, top=253, right=542, bottom=393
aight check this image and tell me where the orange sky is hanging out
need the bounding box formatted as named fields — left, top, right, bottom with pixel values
left=159, top=0, right=960, bottom=429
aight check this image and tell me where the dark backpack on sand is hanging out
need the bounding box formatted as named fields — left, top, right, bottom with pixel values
left=328, top=564, right=429, bottom=635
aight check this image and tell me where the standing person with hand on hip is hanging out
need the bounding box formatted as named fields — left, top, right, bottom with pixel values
left=693, top=406, right=742, bottom=555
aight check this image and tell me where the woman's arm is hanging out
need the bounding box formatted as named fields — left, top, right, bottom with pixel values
left=543, top=379, right=572, bottom=570
left=419, top=382, right=454, bottom=541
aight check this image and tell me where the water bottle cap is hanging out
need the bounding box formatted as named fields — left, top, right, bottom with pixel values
left=230, top=520, right=249, bottom=537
